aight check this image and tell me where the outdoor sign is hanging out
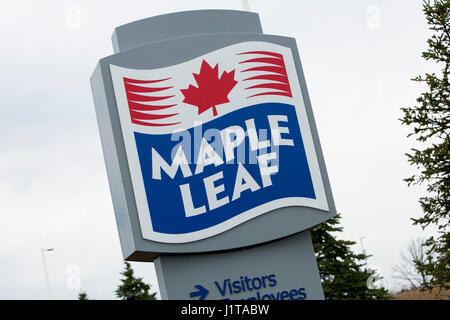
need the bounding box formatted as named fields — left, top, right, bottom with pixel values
left=91, top=10, right=336, bottom=299
left=109, top=41, right=328, bottom=243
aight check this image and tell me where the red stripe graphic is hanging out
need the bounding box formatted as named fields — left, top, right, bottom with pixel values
left=245, top=83, right=291, bottom=92
left=238, top=51, right=283, bottom=59
left=126, top=92, right=175, bottom=102
left=242, top=74, right=288, bottom=82
left=131, top=119, right=181, bottom=127
left=239, top=51, right=292, bottom=99
left=123, top=77, right=178, bottom=127
left=124, top=83, right=173, bottom=93
left=241, top=65, right=287, bottom=76
left=123, top=77, right=171, bottom=84
left=130, top=110, right=178, bottom=120
left=128, top=101, right=177, bottom=111
left=244, top=91, right=292, bottom=98
left=239, top=57, right=285, bottom=67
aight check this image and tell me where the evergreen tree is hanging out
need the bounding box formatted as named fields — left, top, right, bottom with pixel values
left=400, top=0, right=449, bottom=291
left=311, top=214, right=391, bottom=300
left=78, top=291, right=89, bottom=300
left=115, top=262, right=157, bottom=300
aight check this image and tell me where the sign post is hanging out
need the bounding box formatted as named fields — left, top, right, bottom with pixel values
left=91, top=10, right=336, bottom=300
left=155, top=231, right=324, bottom=300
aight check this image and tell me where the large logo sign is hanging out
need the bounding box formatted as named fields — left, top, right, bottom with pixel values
left=110, top=42, right=328, bottom=243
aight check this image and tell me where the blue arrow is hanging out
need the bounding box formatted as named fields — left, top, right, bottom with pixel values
left=189, top=284, right=209, bottom=300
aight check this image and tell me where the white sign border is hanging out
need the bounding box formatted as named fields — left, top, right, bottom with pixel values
left=110, top=41, right=328, bottom=243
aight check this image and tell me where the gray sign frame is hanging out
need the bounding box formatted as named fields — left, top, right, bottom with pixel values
left=90, top=10, right=336, bottom=262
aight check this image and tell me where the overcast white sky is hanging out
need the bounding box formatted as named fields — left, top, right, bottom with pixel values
left=0, top=0, right=437, bottom=299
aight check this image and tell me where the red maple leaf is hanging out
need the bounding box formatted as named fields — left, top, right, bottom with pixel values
left=181, top=60, right=238, bottom=116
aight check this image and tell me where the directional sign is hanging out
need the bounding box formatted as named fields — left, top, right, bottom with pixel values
left=155, top=231, right=324, bottom=300
left=188, top=273, right=308, bottom=301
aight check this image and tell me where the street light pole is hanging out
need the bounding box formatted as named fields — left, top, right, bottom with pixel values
left=359, top=236, right=368, bottom=263
left=242, top=0, right=250, bottom=11
left=41, top=248, right=54, bottom=300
